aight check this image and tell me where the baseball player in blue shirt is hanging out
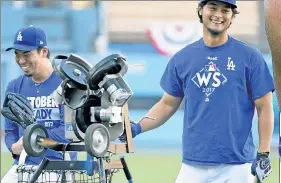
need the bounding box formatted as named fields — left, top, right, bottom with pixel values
left=121, top=0, right=274, bottom=182
left=1, top=25, right=76, bottom=182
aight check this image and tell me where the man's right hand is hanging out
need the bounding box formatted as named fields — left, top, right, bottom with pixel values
left=251, top=152, right=272, bottom=182
left=119, top=122, right=142, bottom=143
left=11, top=137, right=23, bottom=155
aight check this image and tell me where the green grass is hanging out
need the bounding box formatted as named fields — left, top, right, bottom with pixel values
left=1, top=152, right=279, bottom=183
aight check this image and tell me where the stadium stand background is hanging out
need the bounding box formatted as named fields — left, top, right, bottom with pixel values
left=1, top=1, right=278, bottom=150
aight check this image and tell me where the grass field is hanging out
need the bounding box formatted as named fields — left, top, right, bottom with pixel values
left=1, top=152, right=279, bottom=183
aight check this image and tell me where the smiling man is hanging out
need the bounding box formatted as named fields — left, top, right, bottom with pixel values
left=119, top=0, right=274, bottom=182
left=1, top=25, right=76, bottom=182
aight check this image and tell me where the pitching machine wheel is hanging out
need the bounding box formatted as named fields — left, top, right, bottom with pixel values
left=23, top=124, right=49, bottom=157
left=53, top=54, right=92, bottom=90
left=84, top=123, right=110, bottom=158
left=86, top=54, right=126, bottom=90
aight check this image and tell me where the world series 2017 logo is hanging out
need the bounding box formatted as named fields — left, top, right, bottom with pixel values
left=192, top=61, right=228, bottom=102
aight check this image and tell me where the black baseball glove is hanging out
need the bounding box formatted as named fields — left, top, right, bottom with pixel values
left=1, top=92, right=35, bottom=129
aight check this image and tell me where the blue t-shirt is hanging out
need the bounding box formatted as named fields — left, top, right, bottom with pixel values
left=4, top=71, right=76, bottom=165
left=160, top=36, right=275, bottom=165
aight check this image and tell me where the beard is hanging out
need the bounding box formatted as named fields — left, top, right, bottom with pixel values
left=19, top=64, right=34, bottom=77
left=24, top=73, right=33, bottom=77
left=203, top=21, right=231, bottom=37
left=22, top=69, right=33, bottom=77
left=207, top=27, right=222, bottom=36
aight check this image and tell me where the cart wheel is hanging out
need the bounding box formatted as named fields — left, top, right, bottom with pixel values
left=23, top=124, right=48, bottom=157
left=84, top=123, right=110, bottom=158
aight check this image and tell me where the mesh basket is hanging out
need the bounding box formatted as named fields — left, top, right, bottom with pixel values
left=16, top=165, right=119, bottom=183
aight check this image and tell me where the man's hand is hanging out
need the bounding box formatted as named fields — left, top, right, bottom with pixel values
left=1, top=92, right=35, bottom=129
left=119, top=121, right=142, bottom=143
left=251, top=152, right=272, bottom=182
left=119, top=116, right=156, bottom=142
left=11, top=137, right=23, bottom=155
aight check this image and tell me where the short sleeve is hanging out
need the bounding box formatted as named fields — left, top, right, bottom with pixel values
left=160, top=56, right=184, bottom=97
left=249, top=50, right=275, bottom=100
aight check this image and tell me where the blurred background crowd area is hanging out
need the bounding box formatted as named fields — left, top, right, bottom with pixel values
left=2, top=1, right=269, bottom=52
left=1, top=0, right=279, bottom=149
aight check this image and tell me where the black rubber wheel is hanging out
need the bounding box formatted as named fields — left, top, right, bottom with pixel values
left=75, top=96, right=101, bottom=133
left=84, top=123, right=110, bottom=158
left=60, top=61, right=89, bottom=89
left=86, top=54, right=124, bottom=90
left=23, top=124, right=48, bottom=157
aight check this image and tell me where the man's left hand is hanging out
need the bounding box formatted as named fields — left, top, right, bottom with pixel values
left=251, top=152, right=272, bottom=182
left=1, top=92, right=35, bottom=129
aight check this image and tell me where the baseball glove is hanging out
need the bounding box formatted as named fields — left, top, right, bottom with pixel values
left=1, top=92, right=35, bottom=129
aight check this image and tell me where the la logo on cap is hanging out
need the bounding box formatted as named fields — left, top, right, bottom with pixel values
left=17, top=31, right=23, bottom=41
